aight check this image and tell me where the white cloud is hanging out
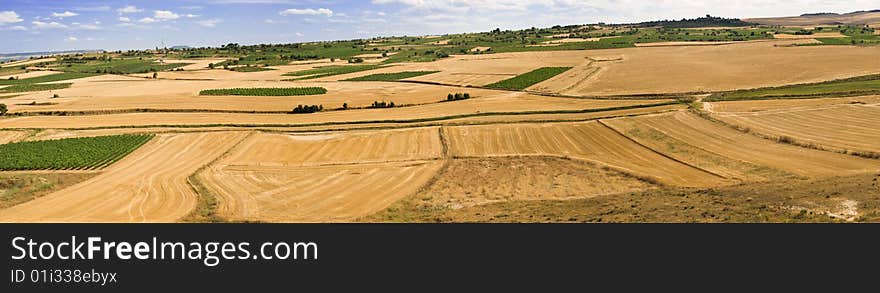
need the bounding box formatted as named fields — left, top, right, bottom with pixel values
left=74, top=6, right=111, bottom=12
left=186, top=14, right=200, bottom=18
left=117, top=5, right=143, bottom=14
left=279, top=8, right=333, bottom=16
left=139, top=17, right=157, bottom=24
left=265, top=19, right=288, bottom=24
left=65, top=36, right=78, bottom=41
left=295, top=32, right=304, bottom=36
left=52, top=11, right=79, bottom=18
left=0, top=11, right=24, bottom=24
left=32, top=21, right=68, bottom=29
left=75, top=23, right=101, bottom=30
left=118, top=16, right=131, bottom=22
left=153, top=10, right=180, bottom=21
left=196, top=19, right=221, bottom=27
left=4, top=25, right=27, bottom=31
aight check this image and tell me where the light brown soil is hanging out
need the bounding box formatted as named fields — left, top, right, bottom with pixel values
left=444, top=121, right=729, bottom=187
left=199, top=128, right=444, bottom=222
left=714, top=104, right=880, bottom=154
left=410, top=156, right=655, bottom=209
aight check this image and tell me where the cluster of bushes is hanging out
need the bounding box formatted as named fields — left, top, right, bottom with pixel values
left=370, top=101, right=396, bottom=108
left=446, top=93, right=471, bottom=101
left=291, top=104, right=323, bottom=114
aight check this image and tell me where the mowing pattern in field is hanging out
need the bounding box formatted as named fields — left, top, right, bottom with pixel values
left=714, top=104, right=880, bottom=155
left=616, top=111, right=880, bottom=177
left=283, top=65, right=387, bottom=80
left=484, top=67, right=573, bottom=90
left=199, top=128, right=444, bottom=222
left=0, top=72, right=99, bottom=85
left=708, top=74, right=880, bottom=101
left=444, top=122, right=728, bottom=187
left=0, top=132, right=251, bottom=223
left=0, top=134, right=153, bottom=171
left=343, top=71, right=439, bottom=81
left=0, top=83, right=71, bottom=93
left=199, top=87, right=327, bottom=96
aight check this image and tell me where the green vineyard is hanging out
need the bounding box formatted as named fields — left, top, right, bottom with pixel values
left=199, top=87, right=328, bottom=96
left=0, top=134, right=154, bottom=171
left=485, top=67, right=572, bottom=90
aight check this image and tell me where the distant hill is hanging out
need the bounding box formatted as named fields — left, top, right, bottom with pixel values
left=746, top=10, right=880, bottom=26
left=0, top=49, right=104, bottom=63
left=633, top=15, right=756, bottom=28
left=170, top=46, right=193, bottom=50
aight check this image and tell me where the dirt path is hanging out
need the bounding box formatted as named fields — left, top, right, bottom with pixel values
left=0, top=131, right=250, bottom=222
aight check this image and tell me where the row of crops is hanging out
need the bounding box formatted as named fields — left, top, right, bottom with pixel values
left=199, top=87, right=328, bottom=96
left=283, top=65, right=387, bottom=80
left=0, top=83, right=71, bottom=93
left=485, top=67, right=572, bottom=90
left=0, top=134, right=154, bottom=171
left=343, top=71, right=439, bottom=81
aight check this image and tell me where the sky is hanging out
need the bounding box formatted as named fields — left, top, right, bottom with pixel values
left=0, top=0, right=877, bottom=53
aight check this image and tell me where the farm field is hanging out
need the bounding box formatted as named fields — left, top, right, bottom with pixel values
left=1, top=10, right=880, bottom=223
left=0, top=132, right=250, bottom=222
left=198, top=129, right=443, bottom=222
left=443, top=121, right=730, bottom=187
left=712, top=104, right=880, bottom=155
left=0, top=96, right=673, bottom=129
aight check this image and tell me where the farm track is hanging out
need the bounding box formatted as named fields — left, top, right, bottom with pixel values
left=0, top=132, right=250, bottom=222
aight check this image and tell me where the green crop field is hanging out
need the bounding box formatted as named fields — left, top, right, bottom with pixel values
left=58, top=58, right=191, bottom=74
left=342, top=71, right=439, bottom=81
left=707, top=74, right=880, bottom=101
left=0, top=72, right=99, bottom=85
left=228, top=66, right=275, bottom=72
left=485, top=67, right=572, bottom=90
left=0, top=83, right=71, bottom=93
left=283, top=65, right=387, bottom=80
left=0, top=134, right=154, bottom=171
left=199, top=87, right=328, bottom=96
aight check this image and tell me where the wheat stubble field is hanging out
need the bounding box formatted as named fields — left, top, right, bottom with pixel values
left=1, top=12, right=879, bottom=223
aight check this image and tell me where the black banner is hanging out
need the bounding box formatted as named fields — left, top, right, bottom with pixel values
left=2, top=224, right=878, bottom=291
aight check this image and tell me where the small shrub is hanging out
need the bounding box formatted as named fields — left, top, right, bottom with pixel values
left=290, top=104, right=323, bottom=114
left=0, top=103, right=6, bottom=116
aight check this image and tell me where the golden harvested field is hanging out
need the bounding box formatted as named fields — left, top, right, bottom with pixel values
left=0, top=70, right=63, bottom=80
left=3, top=12, right=880, bottom=223
left=0, top=95, right=671, bottom=129
left=713, top=104, right=880, bottom=154
left=549, top=40, right=880, bottom=96
left=709, top=95, right=880, bottom=113
left=411, top=157, right=656, bottom=209
left=0, top=130, right=28, bottom=144
left=610, top=111, right=880, bottom=177
left=0, top=132, right=250, bottom=223
left=444, top=121, right=729, bottom=187
left=198, top=129, right=443, bottom=222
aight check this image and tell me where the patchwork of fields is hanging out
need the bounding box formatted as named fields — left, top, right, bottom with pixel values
left=2, top=19, right=879, bottom=223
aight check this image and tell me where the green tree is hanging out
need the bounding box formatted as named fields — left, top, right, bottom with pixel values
left=0, top=104, right=7, bottom=116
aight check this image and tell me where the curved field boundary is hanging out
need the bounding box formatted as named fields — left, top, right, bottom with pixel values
left=198, top=128, right=445, bottom=222
left=484, top=67, right=573, bottom=91
left=0, top=132, right=251, bottom=223
left=632, top=111, right=880, bottom=177
left=443, top=121, right=730, bottom=187
left=714, top=105, right=880, bottom=155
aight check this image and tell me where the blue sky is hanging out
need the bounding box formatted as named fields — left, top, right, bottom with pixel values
left=0, top=0, right=877, bottom=53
